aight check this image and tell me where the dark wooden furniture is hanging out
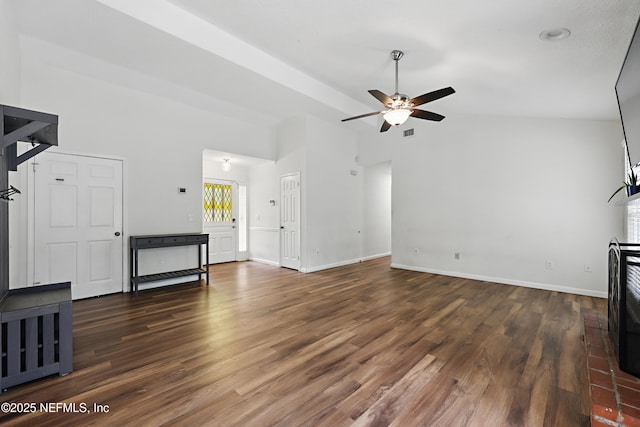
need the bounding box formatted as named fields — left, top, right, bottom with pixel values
left=130, top=233, right=209, bottom=293
left=1, top=105, right=58, bottom=300
left=0, top=105, right=69, bottom=394
left=0, top=282, right=73, bottom=393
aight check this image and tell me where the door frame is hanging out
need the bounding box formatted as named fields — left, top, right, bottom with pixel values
left=280, top=172, right=301, bottom=270
left=236, top=182, right=248, bottom=261
left=26, top=150, right=126, bottom=294
left=202, top=178, right=239, bottom=263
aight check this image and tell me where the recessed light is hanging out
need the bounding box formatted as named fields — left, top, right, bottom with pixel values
left=539, top=28, right=571, bottom=42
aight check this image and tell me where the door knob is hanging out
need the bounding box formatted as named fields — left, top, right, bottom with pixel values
left=115, top=232, right=121, bottom=237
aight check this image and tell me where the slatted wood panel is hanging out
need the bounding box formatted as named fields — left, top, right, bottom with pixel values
left=1, top=297, right=72, bottom=392
left=0, top=258, right=604, bottom=426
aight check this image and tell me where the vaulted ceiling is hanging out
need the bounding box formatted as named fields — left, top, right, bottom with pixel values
left=12, top=0, right=640, bottom=130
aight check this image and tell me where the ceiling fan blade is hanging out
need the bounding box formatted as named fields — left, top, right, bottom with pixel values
left=341, top=111, right=383, bottom=122
left=380, top=121, right=392, bottom=132
left=411, top=109, right=445, bottom=121
left=410, top=87, right=455, bottom=107
left=368, top=89, right=393, bottom=106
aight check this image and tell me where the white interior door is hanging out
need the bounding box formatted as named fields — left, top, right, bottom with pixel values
left=29, top=152, right=123, bottom=299
left=280, top=172, right=300, bottom=270
left=203, top=179, right=237, bottom=264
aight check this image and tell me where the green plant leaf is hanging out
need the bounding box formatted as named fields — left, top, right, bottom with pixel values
left=608, top=184, right=628, bottom=203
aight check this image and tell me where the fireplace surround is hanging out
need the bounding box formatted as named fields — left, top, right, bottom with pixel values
left=608, top=239, right=640, bottom=379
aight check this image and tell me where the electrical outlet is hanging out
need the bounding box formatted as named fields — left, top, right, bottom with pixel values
left=584, top=264, right=592, bottom=273
left=545, top=260, right=554, bottom=270
left=454, top=252, right=460, bottom=260
left=316, top=248, right=320, bottom=254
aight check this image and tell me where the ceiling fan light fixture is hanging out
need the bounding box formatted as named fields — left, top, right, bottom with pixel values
left=384, top=108, right=411, bottom=126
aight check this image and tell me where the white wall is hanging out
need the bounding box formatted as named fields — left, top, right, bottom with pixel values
left=0, top=0, right=20, bottom=105
left=247, top=115, right=375, bottom=272
left=203, top=155, right=250, bottom=184
left=247, top=158, right=280, bottom=264
left=2, top=1, right=23, bottom=288
left=358, top=114, right=623, bottom=297
left=202, top=154, right=253, bottom=262
left=362, top=161, right=392, bottom=259
left=305, top=115, right=362, bottom=271
left=248, top=116, right=306, bottom=265
left=16, top=53, right=275, bottom=287
left=12, top=15, right=622, bottom=296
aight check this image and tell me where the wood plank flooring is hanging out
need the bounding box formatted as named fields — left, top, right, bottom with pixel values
left=0, top=257, right=605, bottom=426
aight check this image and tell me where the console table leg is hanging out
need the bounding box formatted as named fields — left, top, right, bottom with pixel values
left=206, top=240, right=210, bottom=285
left=134, top=248, right=139, bottom=294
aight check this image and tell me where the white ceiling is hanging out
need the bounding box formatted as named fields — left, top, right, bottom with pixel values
left=12, top=0, right=640, bottom=129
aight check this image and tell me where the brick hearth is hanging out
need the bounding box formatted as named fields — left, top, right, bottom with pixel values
left=583, top=312, right=640, bottom=427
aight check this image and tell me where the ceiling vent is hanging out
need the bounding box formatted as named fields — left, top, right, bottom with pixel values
left=403, top=128, right=415, bottom=138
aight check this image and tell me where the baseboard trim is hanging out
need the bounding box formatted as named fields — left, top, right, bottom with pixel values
left=301, top=253, right=391, bottom=273
left=361, top=252, right=391, bottom=262
left=390, top=263, right=607, bottom=298
left=302, top=258, right=361, bottom=273
left=249, top=257, right=280, bottom=267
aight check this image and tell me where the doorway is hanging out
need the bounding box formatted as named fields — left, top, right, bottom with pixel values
left=280, top=172, right=300, bottom=270
left=203, top=179, right=238, bottom=264
left=28, top=152, right=124, bottom=300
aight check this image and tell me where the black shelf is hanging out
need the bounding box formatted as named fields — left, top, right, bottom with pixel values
left=136, top=268, right=207, bottom=284
left=130, top=233, right=209, bottom=294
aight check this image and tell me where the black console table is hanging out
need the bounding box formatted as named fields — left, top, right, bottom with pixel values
left=130, top=233, right=209, bottom=293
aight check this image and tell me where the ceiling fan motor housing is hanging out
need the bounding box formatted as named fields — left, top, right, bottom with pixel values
left=389, top=93, right=412, bottom=109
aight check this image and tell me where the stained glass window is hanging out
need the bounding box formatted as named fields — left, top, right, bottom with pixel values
left=203, top=183, right=232, bottom=222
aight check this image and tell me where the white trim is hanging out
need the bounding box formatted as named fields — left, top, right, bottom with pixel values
left=121, top=156, right=128, bottom=293
left=302, top=258, right=362, bottom=273
left=293, top=253, right=391, bottom=273
left=390, top=263, right=607, bottom=298
left=361, top=252, right=391, bottom=262
left=249, top=257, right=280, bottom=267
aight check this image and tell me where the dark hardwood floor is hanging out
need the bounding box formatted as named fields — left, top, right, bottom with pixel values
left=0, top=257, right=605, bottom=426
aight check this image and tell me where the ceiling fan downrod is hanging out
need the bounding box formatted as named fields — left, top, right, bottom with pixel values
left=391, top=50, right=404, bottom=95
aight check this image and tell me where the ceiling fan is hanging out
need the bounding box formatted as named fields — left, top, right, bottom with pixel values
left=341, top=50, right=455, bottom=132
